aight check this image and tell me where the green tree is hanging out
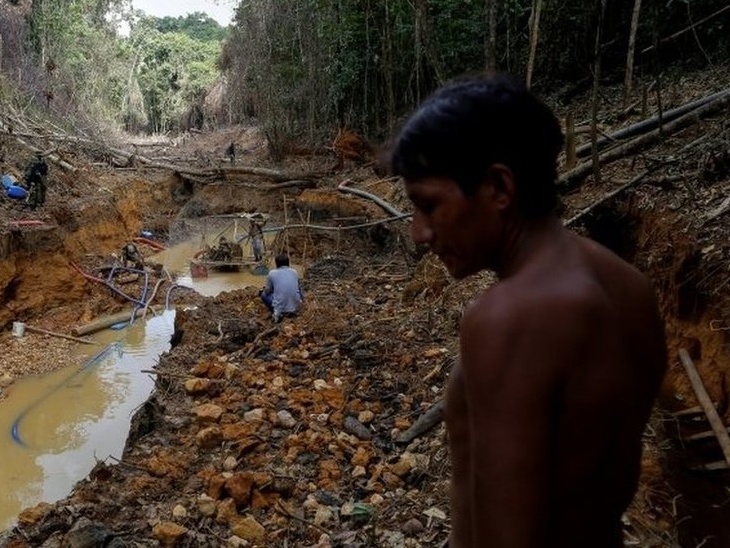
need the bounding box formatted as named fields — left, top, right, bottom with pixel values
left=154, top=12, right=228, bottom=42
left=132, top=22, right=221, bottom=132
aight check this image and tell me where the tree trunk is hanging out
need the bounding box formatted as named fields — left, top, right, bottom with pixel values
left=525, top=0, right=544, bottom=88
left=565, top=113, right=577, bottom=170
left=414, top=0, right=426, bottom=102
left=383, top=0, right=396, bottom=130
left=590, top=0, right=608, bottom=185
left=623, top=0, right=642, bottom=108
left=485, top=0, right=497, bottom=71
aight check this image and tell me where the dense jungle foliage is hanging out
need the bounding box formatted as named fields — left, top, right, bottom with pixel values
left=0, top=0, right=728, bottom=145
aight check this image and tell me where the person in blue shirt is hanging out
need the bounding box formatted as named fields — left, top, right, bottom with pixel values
left=259, top=253, right=303, bottom=322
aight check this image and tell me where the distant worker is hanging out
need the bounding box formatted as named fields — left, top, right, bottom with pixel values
left=24, top=152, right=48, bottom=209
left=249, top=213, right=266, bottom=262
left=260, top=253, right=303, bottom=323
left=121, top=242, right=144, bottom=270
left=226, top=142, right=236, bottom=164
left=212, top=235, right=233, bottom=262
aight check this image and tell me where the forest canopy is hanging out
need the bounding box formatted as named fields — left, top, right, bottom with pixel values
left=1, top=0, right=727, bottom=144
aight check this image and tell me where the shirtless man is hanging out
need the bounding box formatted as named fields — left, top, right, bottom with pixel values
left=390, top=74, right=667, bottom=547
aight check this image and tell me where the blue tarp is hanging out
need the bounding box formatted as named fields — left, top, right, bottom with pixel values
left=6, top=185, right=28, bottom=200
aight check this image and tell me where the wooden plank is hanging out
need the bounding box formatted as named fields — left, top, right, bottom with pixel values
left=25, top=325, right=99, bottom=345
left=671, top=404, right=718, bottom=418
left=684, top=427, right=730, bottom=443
left=678, top=349, right=730, bottom=469
left=690, top=460, right=729, bottom=472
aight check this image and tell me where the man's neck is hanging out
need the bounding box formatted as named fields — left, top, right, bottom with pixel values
left=494, top=215, right=563, bottom=279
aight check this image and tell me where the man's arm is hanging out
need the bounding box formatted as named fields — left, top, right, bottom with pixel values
left=262, top=273, right=274, bottom=295
left=459, top=295, right=584, bottom=547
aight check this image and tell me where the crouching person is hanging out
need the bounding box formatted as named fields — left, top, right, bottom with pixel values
left=260, top=253, right=303, bottom=322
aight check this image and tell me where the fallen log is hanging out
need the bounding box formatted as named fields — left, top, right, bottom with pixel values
left=678, top=348, right=730, bottom=470
left=72, top=307, right=160, bottom=337
left=338, top=179, right=405, bottom=217
left=575, top=88, right=730, bottom=158
left=560, top=92, right=730, bottom=189
left=564, top=169, right=650, bottom=227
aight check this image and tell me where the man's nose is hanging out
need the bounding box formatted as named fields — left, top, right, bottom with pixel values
left=410, top=213, right=433, bottom=245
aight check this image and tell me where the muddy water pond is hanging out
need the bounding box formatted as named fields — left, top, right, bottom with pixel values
left=0, top=310, right=174, bottom=530
left=151, top=240, right=269, bottom=296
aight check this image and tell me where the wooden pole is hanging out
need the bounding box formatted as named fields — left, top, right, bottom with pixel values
left=565, top=113, right=577, bottom=170
left=283, top=195, right=290, bottom=256
left=678, top=349, right=730, bottom=469
left=25, top=325, right=99, bottom=345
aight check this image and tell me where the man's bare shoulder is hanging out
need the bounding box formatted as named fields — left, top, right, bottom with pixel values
left=463, top=274, right=605, bottom=338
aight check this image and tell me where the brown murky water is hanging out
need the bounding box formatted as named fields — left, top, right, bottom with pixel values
left=151, top=239, right=270, bottom=296
left=0, top=310, right=175, bottom=530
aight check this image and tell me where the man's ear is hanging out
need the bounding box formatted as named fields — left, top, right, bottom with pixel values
left=486, top=163, right=516, bottom=210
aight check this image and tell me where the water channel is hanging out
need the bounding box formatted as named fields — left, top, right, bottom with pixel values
left=0, top=238, right=271, bottom=530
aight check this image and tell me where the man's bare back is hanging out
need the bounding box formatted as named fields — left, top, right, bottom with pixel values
left=390, top=75, right=667, bottom=547
left=448, top=223, right=666, bottom=547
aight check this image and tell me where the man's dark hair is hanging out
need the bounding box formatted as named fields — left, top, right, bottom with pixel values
left=390, top=74, right=564, bottom=218
left=275, top=253, right=290, bottom=268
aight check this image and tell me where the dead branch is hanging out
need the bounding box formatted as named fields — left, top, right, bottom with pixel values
left=703, top=196, right=730, bottom=224
left=24, top=325, right=99, bottom=345
left=221, top=180, right=316, bottom=191
left=678, top=349, right=730, bottom=470
left=641, top=4, right=730, bottom=55
left=395, top=400, right=445, bottom=444
left=564, top=169, right=650, bottom=227
left=338, top=179, right=405, bottom=217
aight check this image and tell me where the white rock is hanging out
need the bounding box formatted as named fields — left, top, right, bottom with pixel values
left=313, top=379, right=329, bottom=391
left=314, top=506, right=334, bottom=526
left=197, top=495, right=216, bottom=517
left=370, top=494, right=384, bottom=505
left=243, top=408, right=265, bottom=422
left=172, top=504, right=187, bottom=519
left=224, top=364, right=239, bottom=380
left=223, top=456, right=238, bottom=471
left=277, top=410, right=297, bottom=428
left=302, top=496, right=320, bottom=511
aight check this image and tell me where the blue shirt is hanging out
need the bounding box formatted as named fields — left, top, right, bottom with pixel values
left=264, top=266, right=302, bottom=317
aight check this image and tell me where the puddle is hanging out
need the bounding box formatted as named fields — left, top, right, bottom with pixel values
left=0, top=310, right=175, bottom=530
left=151, top=239, right=269, bottom=297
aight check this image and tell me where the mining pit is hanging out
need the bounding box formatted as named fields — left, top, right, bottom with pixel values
left=1, top=76, right=730, bottom=547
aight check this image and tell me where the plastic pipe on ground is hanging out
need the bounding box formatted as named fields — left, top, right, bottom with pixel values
left=72, top=307, right=160, bottom=337
left=133, top=236, right=167, bottom=250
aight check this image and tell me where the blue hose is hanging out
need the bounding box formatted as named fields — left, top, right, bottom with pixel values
left=10, top=343, right=122, bottom=447
left=104, top=266, right=150, bottom=308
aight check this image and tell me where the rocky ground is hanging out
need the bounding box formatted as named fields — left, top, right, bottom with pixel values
left=1, top=65, right=730, bottom=547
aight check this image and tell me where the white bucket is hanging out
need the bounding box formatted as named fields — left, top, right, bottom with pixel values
left=12, top=322, right=26, bottom=338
